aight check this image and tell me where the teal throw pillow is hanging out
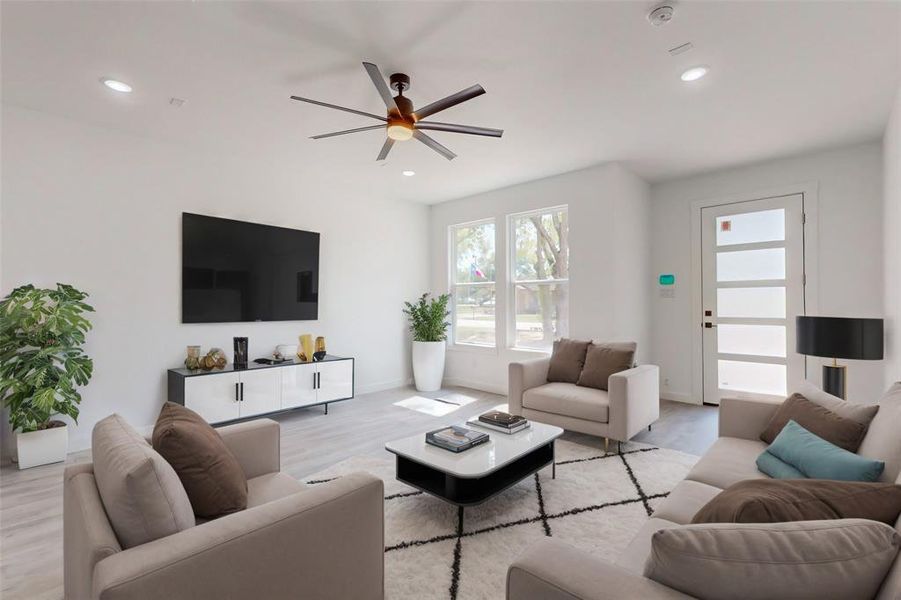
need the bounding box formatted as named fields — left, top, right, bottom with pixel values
left=767, top=420, right=885, bottom=482
left=756, top=450, right=806, bottom=479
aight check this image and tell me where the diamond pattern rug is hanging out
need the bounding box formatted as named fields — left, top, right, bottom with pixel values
left=305, top=439, right=698, bottom=600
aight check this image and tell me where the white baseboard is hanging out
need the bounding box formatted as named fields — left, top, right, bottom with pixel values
left=661, top=390, right=701, bottom=405
left=443, top=377, right=507, bottom=396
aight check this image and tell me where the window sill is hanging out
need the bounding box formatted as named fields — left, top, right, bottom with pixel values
left=448, top=343, right=498, bottom=356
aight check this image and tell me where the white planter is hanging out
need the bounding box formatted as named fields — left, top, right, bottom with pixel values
left=15, top=424, right=68, bottom=469
left=412, top=341, right=446, bottom=392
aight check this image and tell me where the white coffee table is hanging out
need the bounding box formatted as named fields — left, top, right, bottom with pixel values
left=385, top=421, right=564, bottom=526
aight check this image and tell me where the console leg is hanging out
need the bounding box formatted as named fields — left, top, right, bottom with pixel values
left=324, top=403, right=329, bottom=415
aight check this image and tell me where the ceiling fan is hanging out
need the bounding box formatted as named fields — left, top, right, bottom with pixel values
left=290, top=62, right=503, bottom=161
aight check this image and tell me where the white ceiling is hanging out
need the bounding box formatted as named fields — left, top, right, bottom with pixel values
left=2, top=1, right=899, bottom=204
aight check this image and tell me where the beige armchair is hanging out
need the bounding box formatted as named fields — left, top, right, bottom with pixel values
left=64, top=419, right=384, bottom=600
left=508, top=357, right=660, bottom=451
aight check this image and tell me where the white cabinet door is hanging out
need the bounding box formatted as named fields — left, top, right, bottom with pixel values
left=317, top=360, right=354, bottom=403
left=281, top=363, right=318, bottom=409
left=239, top=369, right=281, bottom=418
left=184, top=373, right=240, bottom=423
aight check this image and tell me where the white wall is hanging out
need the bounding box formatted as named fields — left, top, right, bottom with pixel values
left=885, top=85, right=901, bottom=388
left=429, top=162, right=651, bottom=394
left=1, top=105, right=429, bottom=452
left=651, top=142, right=885, bottom=404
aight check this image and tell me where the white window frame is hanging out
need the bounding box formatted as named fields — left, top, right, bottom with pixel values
left=506, top=205, right=569, bottom=352
left=448, top=218, right=498, bottom=350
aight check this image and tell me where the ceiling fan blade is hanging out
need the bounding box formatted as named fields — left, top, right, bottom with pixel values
left=413, top=130, right=456, bottom=160
left=412, top=84, right=485, bottom=120
left=376, top=138, right=395, bottom=161
left=414, top=121, right=503, bottom=138
left=290, top=96, right=387, bottom=122
left=311, top=125, right=385, bottom=140
left=362, top=62, right=400, bottom=114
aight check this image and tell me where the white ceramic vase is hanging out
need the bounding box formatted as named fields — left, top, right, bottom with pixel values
left=412, top=341, right=446, bottom=392
left=15, top=424, right=68, bottom=469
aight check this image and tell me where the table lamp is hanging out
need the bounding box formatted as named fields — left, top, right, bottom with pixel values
left=796, top=316, right=883, bottom=399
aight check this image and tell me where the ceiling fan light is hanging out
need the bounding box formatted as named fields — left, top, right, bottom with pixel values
left=387, top=123, right=413, bottom=141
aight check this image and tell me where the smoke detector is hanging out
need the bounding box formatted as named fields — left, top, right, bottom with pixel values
left=648, top=4, right=675, bottom=27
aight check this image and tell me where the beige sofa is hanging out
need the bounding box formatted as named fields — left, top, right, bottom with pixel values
left=509, top=357, right=659, bottom=451
left=64, top=418, right=385, bottom=600
left=507, top=382, right=901, bottom=600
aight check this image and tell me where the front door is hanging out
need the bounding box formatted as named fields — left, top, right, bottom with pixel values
left=701, top=194, right=806, bottom=405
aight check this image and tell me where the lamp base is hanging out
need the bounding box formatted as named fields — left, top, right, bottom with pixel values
left=822, top=364, right=847, bottom=399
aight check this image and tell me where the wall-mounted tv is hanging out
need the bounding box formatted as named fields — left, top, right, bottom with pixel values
left=182, top=213, right=319, bottom=323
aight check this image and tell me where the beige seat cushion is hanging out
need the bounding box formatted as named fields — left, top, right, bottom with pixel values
left=92, top=414, right=195, bottom=548
left=247, top=472, right=307, bottom=508
left=859, top=382, right=901, bottom=483
left=652, top=480, right=723, bottom=525
left=522, top=382, right=609, bottom=423
left=644, top=519, right=901, bottom=600
left=615, top=517, right=680, bottom=574
left=685, top=437, right=769, bottom=489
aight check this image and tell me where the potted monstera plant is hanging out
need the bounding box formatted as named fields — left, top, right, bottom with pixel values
left=0, top=284, right=94, bottom=468
left=403, top=293, right=450, bottom=392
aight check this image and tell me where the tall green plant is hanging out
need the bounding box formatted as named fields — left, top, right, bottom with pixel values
left=403, top=293, right=451, bottom=342
left=0, top=284, right=94, bottom=432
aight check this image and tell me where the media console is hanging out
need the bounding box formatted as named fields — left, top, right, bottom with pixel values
left=167, top=355, right=354, bottom=424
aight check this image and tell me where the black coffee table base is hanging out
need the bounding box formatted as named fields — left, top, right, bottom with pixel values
left=394, top=440, right=555, bottom=527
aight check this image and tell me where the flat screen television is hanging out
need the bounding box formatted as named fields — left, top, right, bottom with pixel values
left=182, top=213, right=319, bottom=323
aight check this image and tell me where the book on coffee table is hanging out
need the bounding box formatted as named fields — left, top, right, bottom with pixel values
left=466, top=418, right=530, bottom=434
left=425, top=425, right=489, bottom=453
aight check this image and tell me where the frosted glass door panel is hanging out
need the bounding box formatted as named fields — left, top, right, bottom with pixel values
left=717, top=324, right=786, bottom=357
left=718, top=360, right=787, bottom=396
left=717, top=248, right=785, bottom=282
left=716, top=209, right=785, bottom=246
left=717, top=287, right=786, bottom=318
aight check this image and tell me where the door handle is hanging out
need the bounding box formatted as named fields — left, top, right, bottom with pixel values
left=240, top=382, right=244, bottom=401
left=235, top=382, right=239, bottom=402
left=704, top=322, right=716, bottom=328
left=313, top=372, right=317, bottom=390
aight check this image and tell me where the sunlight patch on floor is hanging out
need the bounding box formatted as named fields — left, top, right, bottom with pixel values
left=393, top=392, right=480, bottom=416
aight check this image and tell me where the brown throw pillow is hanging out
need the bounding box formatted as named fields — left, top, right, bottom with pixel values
left=576, top=342, right=637, bottom=391
left=152, top=402, right=248, bottom=519
left=546, top=338, right=591, bottom=383
left=760, top=393, right=870, bottom=452
left=692, top=479, right=901, bottom=525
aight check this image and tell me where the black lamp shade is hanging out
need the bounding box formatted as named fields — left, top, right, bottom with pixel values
left=796, top=316, right=884, bottom=360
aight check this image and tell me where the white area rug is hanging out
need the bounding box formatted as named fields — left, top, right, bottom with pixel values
left=305, top=440, right=699, bottom=600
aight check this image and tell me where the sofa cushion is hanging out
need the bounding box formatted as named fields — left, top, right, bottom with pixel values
left=859, top=382, right=901, bottom=483
left=767, top=420, right=884, bottom=482
left=92, top=414, right=195, bottom=548
left=796, top=380, right=881, bottom=424
left=152, top=402, right=248, bottom=519
left=685, top=437, right=769, bottom=489
left=615, top=517, right=680, bottom=574
left=652, top=480, right=723, bottom=525
left=760, top=392, right=869, bottom=452
left=643, top=519, right=901, bottom=600
left=522, top=382, right=609, bottom=423
left=692, top=479, right=901, bottom=525
left=576, top=342, right=636, bottom=391
left=546, top=338, right=591, bottom=384
left=247, top=472, right=306, bottom=508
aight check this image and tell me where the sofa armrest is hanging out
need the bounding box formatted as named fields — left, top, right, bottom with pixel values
left=718, top=397, right=782, bottom=441
left=507, top=539, right=693, bottom=600
left=508, top=357, right=551, bottom=415
left=216, top=418, right=280, bottom=478
left=93, top=472, right=384, bottom=600
left=608, top=365, right=660, bottom=442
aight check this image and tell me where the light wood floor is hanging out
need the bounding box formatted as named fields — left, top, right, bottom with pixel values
left=0, top=385, right=717, bottom=600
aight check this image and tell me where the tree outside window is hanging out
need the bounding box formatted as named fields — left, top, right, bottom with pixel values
left=450, top=220, right=496, bottom=346
left=511, top=207, right=569, bottom=349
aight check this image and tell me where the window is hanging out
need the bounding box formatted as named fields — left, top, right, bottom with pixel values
left=450, top=220, right=496, bottom=346
left=510, top=207, right=569, bottom=350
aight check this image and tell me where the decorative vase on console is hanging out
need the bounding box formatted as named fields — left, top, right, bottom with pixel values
left=403, top=293, right=450, bottom=392
left=313, top=336, right=327, bottom=361
left=297, top=334, right=314, bottom=362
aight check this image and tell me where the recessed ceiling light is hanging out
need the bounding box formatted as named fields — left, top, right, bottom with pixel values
left=102, top=79, right=132, bottom=93
left=680, top=66, right=708, bottom=82
left=402, top=170, right=416, bottom=177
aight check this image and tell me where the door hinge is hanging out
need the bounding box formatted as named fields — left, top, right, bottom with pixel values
left=801, top=212, right=806, bottom=225
left=803, top=273, right=807, bottom=286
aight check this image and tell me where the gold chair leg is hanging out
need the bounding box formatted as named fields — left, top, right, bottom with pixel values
left=604, top=437, right=609, bottom=454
